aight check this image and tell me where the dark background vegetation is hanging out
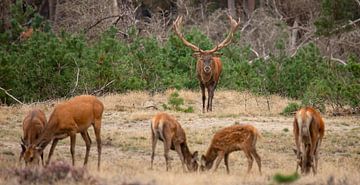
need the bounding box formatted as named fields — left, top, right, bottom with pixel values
left=0, top=0, right=359, bottom=114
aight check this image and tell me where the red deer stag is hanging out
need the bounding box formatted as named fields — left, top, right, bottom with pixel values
left=20, top=109, right=47, bottom=166
left=293, top=107, right=325, bottom=175
left=150, top=112, right=198, bottom=172
left=200, top=124, right=261, bottom=174
left=23, top=95, right=104, bottom=170
left=173, top=14, right=240, bottom=113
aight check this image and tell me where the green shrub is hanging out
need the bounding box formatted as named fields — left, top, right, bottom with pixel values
left=273, top=172, right=300, bottom=184
left=162, top=91, right=194, bottom=113
left=281, top=102, right=301, bottom=116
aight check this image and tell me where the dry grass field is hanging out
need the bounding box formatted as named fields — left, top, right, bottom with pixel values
left=0, top=90, right=359, bottom=185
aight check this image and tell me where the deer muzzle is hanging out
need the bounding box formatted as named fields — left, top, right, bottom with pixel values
left=203, top=66, right=211, bottom=73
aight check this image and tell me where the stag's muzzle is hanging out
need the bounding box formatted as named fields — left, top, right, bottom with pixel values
left=204, top=66, right=211, bottom=73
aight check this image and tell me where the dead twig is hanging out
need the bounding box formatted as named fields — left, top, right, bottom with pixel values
left=92, top=80, right=116, bottom=95
left=84, top=14, right=125, bottom=33
left=0, top=87, right=24, bottom=105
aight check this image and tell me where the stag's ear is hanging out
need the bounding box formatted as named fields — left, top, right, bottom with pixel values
left=192, top=52, right=201, bottom=58
left=213, top=52, right=223, bottom=57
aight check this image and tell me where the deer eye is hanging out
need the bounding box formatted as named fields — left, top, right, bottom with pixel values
left=30, top=157, right=34, bottom=162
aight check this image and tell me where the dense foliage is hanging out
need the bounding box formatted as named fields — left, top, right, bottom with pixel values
left=0, top=1, right=359, bottom=113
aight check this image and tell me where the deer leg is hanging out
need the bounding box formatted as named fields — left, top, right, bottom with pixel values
left=46, top=138, right=59, bottom=165
left=200, top=83, right=206, bottom=113
left=41, top=152, right=44, bottom=166
left=314, top=139, right=322, bottom=173
left=207, top=86, right=211, bottom=112
left=244, top=150, right=254, bottom=173
left=213, top=151, right=224, bottom=172
left=209, top=82, right=217, bottom=112
left=251, top=148, right=262, bottom=175
left=174, top=143, right=186, bottom=172
left=93, top=118, right=102, bottom=170
left=80, top=131, right=92, bottom=166
left=163, top=139, right=172, bottom=171
left=19, top=150, right=25, bottom=163
left=150, top=130, right=158, bottom=170
left=224, top=153, right=230, bottom=174
left=69, top=132, right=76, bottom=166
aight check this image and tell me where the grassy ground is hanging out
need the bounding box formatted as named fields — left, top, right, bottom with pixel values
left=0, top=90, right=359, bottom=185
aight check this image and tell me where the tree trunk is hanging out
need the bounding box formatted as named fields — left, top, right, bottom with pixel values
left=228, top=0, right=236, bottom=17
left=290, top=17, right=299, bottom=54
left=49, top=0, right=57, bottom=21
left=247, top=0, right=255, bottom=16
left=0, top=0, right=11, bottom=31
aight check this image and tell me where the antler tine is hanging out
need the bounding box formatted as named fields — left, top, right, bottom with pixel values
left=204, top=13, right=241, bottom=54
left=173, top=16, right=203, bottom=53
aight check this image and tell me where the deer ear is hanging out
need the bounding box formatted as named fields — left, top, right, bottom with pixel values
left=213, top=52, right=223, bottom=57
left=200, top=155, right=206, bottom=166
left=293, top=147, right=299, bottom=155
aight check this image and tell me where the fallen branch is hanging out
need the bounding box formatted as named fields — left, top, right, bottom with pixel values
left=0, top=87, right=24, bottom=105
left=92, top=80, right=116, bottom=95
left=84, top=14, right=124, bottom=33
left=328, top=18, right=360, bottom=35
left=327, top=55, right=347, bottom=65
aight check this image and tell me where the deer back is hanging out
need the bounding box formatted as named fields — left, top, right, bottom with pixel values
left=22, top=109, right=46, bottom=145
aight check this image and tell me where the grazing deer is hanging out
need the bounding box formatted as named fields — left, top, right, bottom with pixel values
left=293, top=107, right=325, bottom=175
left=200, top=124, right=261, bottom=174
left=150, top=112, right=198, bottom=172
left=20, top=109, right=47, bottom=166
left=173, top=14, right=240, bottom=113
left=23, top=95, right=104, bottom=170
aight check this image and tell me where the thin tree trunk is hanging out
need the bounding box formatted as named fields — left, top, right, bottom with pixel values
left=49, top=0, right=57, bottom=21
left=290, top=16, right=299, bottom=54
left=248, top=0, right=255, bottom=16
left=0, top=0, right=11, bottom=31
left=228, top=0, right=236, bottom=18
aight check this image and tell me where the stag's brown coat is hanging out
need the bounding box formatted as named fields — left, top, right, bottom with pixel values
left=293, top=107, right=325, bottom=174
left=200, top=124, right=261, bottom=174
left=150, top=112, right=198, bottom=172
left=173, top=14, right=239, bottom=112
left=20, top=109, right=47, bottom=166
left=24, top=95, right=104, bottom=170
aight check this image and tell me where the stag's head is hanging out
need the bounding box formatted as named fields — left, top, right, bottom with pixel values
left=173, top=14, right=240, bottom=70
left=186, top=151, right=199, bottom=172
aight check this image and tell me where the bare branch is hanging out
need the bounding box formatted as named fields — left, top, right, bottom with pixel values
left=355, top=0, right=360, bottom=8
left=92, top=80, right=116, bottom=95
left=0, top=87, right=24, bottom=105
left=84, top=14, right=125, bottom=33
left=328, top=55, right=347, bottom=65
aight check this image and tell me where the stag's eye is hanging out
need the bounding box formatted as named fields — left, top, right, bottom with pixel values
left=29, top=157, right=34, bottom=162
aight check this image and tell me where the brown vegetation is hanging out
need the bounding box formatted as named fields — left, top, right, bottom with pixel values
left=24, top=95, right=104, bottom=170
left=150, top=112, right=198, bottom=172
left=200, top=124, right=261, bottom=174
left=293, top=107, right=325, bottom=175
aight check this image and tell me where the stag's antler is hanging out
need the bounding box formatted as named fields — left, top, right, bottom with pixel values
left=173, top=16, right=204, bottom=53
left=204, top=13, right=240, bottom=53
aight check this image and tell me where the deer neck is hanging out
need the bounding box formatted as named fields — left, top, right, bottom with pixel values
left=34, top=119, right=57, bottom=149
left=181, top=143, right=193, bottom=166
left=204, top=146, right=218, bottom=168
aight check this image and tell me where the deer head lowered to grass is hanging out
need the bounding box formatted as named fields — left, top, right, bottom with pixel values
left=20, top=109, right=47, bottom=166
left=200, top=124, right=262, bottom=174
left=150, top=112, right=198, bottom=172
left=293, top=107, right=325, bottom=175
left=23, top=95, right=104, bottom=170
left=173, top=14, right=240, bottom=113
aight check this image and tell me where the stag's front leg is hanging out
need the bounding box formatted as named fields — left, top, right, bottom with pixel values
left=208, top=82, right=216, bottom=112
left=200, top=83, right=206, bottom=113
